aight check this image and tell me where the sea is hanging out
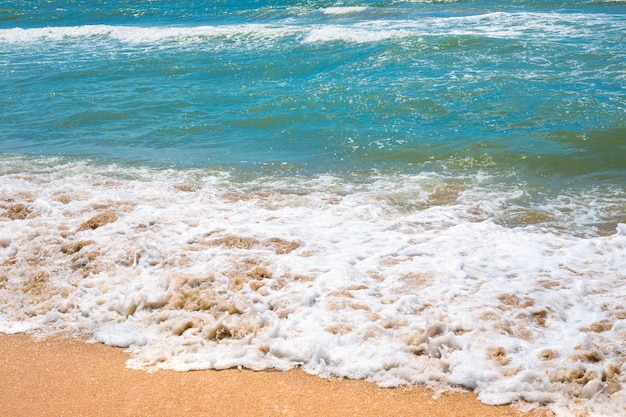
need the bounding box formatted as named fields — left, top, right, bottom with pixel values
left=1, top=1, right=625, bottom=415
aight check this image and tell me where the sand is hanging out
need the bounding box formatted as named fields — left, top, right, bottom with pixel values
left=0, top=334, right=553, bottom=417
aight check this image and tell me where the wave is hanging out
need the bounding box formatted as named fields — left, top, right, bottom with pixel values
left=0, top=158, right=625, bottom=416
left=0, top=11, right=622, bottom=46
left=320, top=6, right=370, bottom=15
left=0, top=23, right=300, bottom=45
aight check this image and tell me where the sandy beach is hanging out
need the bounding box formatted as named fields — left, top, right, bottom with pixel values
left=0, top=334, right=553, bottom=417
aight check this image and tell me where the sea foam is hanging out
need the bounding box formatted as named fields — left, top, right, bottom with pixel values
left=321, top=6, right=369, bottom=15
left=1, top=11, right=622, bottom=47
left=1, top=161, right=624, bottom=416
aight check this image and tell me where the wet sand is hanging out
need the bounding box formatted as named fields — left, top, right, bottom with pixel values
left=0, top=334, right=553, bottom=417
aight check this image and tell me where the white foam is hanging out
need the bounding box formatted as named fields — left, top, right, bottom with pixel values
left=321, top=6, right=369, bottom=15
left=1, top=160, right=625, bottom=416
left=91, top=321, right=151, bottom=347
left=303, top=25, right=413, bottom=43
left=1, top=12, right=621, bottom=47
left=0, top=24, right=299, bottom=45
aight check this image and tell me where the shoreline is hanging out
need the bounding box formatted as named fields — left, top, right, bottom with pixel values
left=0, top=334, right=553, bottom=417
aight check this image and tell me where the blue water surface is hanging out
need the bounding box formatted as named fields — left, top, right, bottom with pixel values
left=1, top=0, right=625, bottom=187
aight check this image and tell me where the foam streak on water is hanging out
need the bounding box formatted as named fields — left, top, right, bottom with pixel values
left=0, top=12, right=623, bottom=45
left=0, top=159, right=625, bottom=416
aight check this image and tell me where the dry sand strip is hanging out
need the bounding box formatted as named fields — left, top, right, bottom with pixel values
left=0, top=334, right=553, bottom=417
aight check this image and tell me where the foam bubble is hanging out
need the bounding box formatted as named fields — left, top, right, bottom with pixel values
left=1, top=160, right=625, bottom=416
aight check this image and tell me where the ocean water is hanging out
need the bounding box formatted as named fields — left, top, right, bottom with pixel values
left=1, top=1, right=625, bottom=415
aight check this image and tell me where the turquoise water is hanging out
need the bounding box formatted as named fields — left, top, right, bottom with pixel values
left=2, top=2, right=626, bottom=415
left=2, top=1, right=625, bottom=186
